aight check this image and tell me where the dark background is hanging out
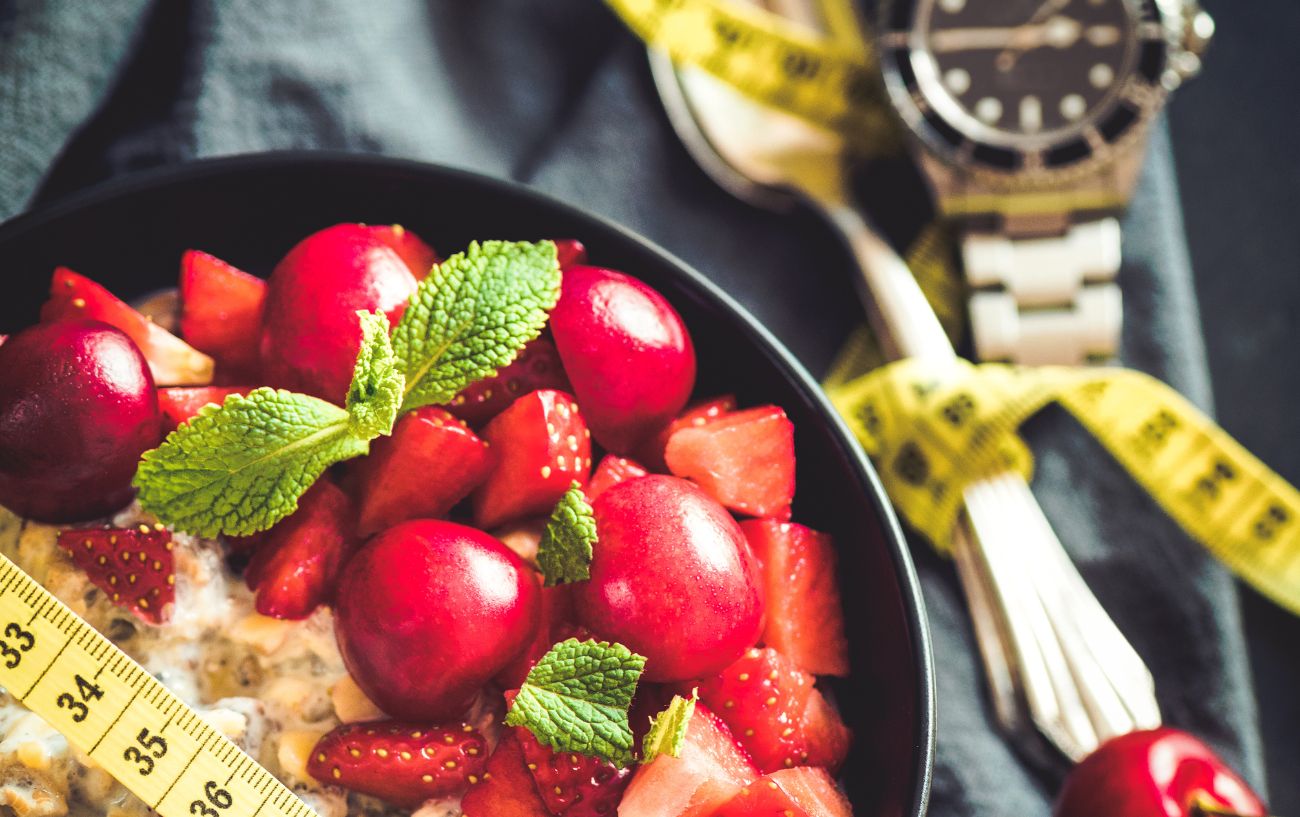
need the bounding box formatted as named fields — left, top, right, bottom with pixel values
left=1167, top=0, right=1300, bottom=810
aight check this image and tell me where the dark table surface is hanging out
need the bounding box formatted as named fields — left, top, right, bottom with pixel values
left=1167, top=0, right=1300, bottom=809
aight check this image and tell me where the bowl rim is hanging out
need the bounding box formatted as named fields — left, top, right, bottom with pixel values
left=0, top=151, right=935, bottom=817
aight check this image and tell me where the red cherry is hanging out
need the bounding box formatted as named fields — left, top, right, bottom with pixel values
left=259, top=224, right=419, bottom=403
left=333, top=519, right=541, bottom=721
left=549, top=266, right=696, bottom=453
left=0, top=320, right=160, bottom=522
left=573, top=475, right=764, bottom=682
left=1055, top=728, right=1267, bottom=817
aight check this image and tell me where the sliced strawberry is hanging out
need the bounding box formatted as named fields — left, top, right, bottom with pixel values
left=462, top=733, right=551, bottom=817
left=712, top=767, right=852, bottom=817
left=57, top=524, right=175, bottom=624
left=495, top=583, right=575, bottom=689
left=353, top=407, right=493, bottom=536
left=683, top=647, right=850, bottom=774
left=445, top=338, right=572, bottom=426
left=156, top=386, right=252, bottom=433
left=515, top=727, right=632, bottom=817
left=619, top=704, right=758, bottom=817
left=553, top=239, right=587, bottom=269
left=244, top=481, right=356, bottom=619
left=740, top=520, right=849, bottom=678
left=586, top=455, right=648, bottom=501
left=665, top=405, right=794, bottom=519
left=307, top=720, right=487, bottom=808
left=371, top=224, right=439, bottom=279
left=636, top=395, right=736, bottom=473
left=472, top=389, right=592, bottom=529
left=42, top=267, right=214, bottom=386
left=178, top=250, right=267, bottom=377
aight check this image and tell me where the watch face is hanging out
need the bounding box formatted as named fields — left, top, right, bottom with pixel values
left=883, top=0, right=1169, bottom=173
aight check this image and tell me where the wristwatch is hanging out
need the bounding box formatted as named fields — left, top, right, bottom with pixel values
left=875, top=0, right=1213, bottom=365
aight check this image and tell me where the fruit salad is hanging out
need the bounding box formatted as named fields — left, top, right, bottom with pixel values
left=0, top=224, right=855, bottom=817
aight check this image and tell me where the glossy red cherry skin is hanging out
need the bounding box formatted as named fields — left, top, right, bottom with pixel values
left=574, top=475, right=764, bottom=682
left=334, top=519, right=541, bottom=721
left=0, top=320, right=160, bottom=522
left=549, top=265, right=695, bottom=453
left=259, top=224, right=419, bottom=404
left=1055, top=728, right=1267, bottom=817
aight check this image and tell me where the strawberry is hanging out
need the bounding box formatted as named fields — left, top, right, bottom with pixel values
left=712, top=767, right=853, bottom=817
left=370, top=224, right=439, bottom=279
left=635, top=395, right=736, bottom=473
left=472, top=389, right=592, bottom=529
left=42, top=267, right=214, bottom=386
left=514, top=727, right=632, bottom=817
left=244, top=480, right=356, bottom=619
left=740, top=520, right=849, bottom=677
left=618, top=704, right=758, bottom=817
left=682, top=647, right=850, bottom=774
left=553, top=239, right=587, bottom=269
left=462, top=733, right=550, bottom=817
left=57, top=524, right=175, bottom=624
left=586, top=455, right=648, bottom=501
left=352, top=407, right=494, bottom=536
left=156, top=386, right=251, bottom=432
left=307, top=720, right=487, bottom=808
left=445, top=338, right=572, bottom=427
left=665, top=405, right=795, bottom=519
left=495, top=584, right=576, bottom=689
left=178, top=250, right=267, bottom=378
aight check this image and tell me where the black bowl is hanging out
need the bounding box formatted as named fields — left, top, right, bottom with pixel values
left=0, top=154, right=934, bottom=817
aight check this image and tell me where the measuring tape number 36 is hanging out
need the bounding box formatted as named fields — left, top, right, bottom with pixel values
left=0, top=552, right=311, bottom=817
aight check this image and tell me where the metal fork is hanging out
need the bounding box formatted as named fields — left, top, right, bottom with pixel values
left=648, top=0, right=1161, bottom=763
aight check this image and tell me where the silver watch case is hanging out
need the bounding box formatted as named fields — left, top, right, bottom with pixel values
left=876, top=0, right=1212, bottom=227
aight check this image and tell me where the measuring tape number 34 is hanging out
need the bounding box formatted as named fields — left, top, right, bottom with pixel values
left=0, top=551, right=311, bottom=817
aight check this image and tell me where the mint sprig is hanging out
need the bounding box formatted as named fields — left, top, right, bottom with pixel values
left=394, top=240, right=561, bottom=411
left=346, top=311, right=404, bottom=439
left=641, top=692, right=697, bottom=764
left=537, top=482, right=597, bottom=586
left=505, top=638, right=646, bottom=767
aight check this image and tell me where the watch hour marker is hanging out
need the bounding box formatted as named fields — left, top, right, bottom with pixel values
left=1019, top=95, right=1043, bottom=132
left=939, top=0, right=966, bottom=12
left=943, top=68, right=971, bottom=95
left=1089, top=63, right=1114, bottom=88
left=1061, top=94, right=1087, bottom=121
left=1085, top=25, right=1122, bottom=46
left=975, top=97, right=1002, bottom=124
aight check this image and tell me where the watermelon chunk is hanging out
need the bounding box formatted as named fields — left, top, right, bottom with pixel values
left=665, top=405, right=794, bottom=519
left=178, top=250, right=267, bottom=378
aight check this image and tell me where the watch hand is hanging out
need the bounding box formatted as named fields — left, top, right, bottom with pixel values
left=995, top=15, right=1083, bottom=71
left=1085, top=24, right=1122, bottom=47
left=995, top=0, right=1074, bottom=70
left=931, top=17, right=1082, bottom=54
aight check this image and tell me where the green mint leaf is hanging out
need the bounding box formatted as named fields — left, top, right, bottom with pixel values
left=504, top=638, right=646, bottom=767
left=640, top=692, right=697, bottom=764
left=393, top=239, right=561, bottom=412
left=346, top=310, right=405, bottom=439
left=133, top=388, right=370, bottom=537
left=537, top=482, right=597, bottom=586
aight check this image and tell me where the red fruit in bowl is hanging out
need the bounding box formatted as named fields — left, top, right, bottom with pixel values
left=461, top=733, right=550, bottom=817
left=495, top=583, right=575, bottom=689
left=587, top=454, right=648, bottom=501
left=666, top=405, right=795, bottom=519
left=515, top=726, right=633, bottom=817
left=549, top=265, right=695, bottom=453
left=57, top=525, right=174, bottom=624
left=712, top=767, right=853, bottom=817
left=444, top=338, right=571, bottom=427
left=259, top=223, right=419, bottom=403
left=1055, top=728, right=1266, bottom=817
left=370, top=224, right=438, bottom=279
left=334, top=519, right=541, bottom=721
left=178, top=250, right=267, bottom=377
left=156, top=386, right=251, bottom=432
left=573, top=475, right=764, bottom=682
left=636, top=395, right=736, bottom=473
left=552, top=239, right=587, bottom=269
left=0, top=320, right=161, bottom=522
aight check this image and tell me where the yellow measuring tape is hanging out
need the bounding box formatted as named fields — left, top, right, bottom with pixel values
left=0, top=551, right=311, bottom=817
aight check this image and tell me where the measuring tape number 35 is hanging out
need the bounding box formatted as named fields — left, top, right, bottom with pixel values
left=0, top=551, right=311, bottom=817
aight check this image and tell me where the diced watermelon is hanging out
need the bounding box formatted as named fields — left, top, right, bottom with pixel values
left=178, top=250, right=267, bottom=378
left=370, top=224, right=438, bottom=279
left=352, top=407, right=494, bottom=536
left=472, top=389, right=592, bottom=529
left=618, top=704, right=758, bottom=817
left=636, top=395, right=736, bottom=472
left=553, top=239, right=587, bottom=269
left=494, top=583, right=575, bottom=689
left=157, top=386, right=252, bottom=433
left=741, top=520, right=849, bottom=677
left=665, top=405, right=794, bottom=519
left=445, top=338, right=572, bottom=427
left=43, top=267, right=214, bottom=386
left=712, top=767, right=853, bottom=817
left=799, top=690, right=853, bottom=772
left=460, top=733, right=550, bottom=817
left=587, top=455, right=649, bottom=501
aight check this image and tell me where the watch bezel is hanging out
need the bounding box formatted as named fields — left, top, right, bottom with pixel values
left=876, top=0, right=1183, bottom=188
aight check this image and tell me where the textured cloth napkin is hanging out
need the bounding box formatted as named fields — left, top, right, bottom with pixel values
left=0, top=0, right=1267, bottom=813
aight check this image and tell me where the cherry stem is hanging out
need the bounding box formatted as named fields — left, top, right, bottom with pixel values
left=1191, top=797, right=1281, bottom=817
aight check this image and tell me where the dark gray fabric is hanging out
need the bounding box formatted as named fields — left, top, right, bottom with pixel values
left=0, top=0, right=1272, bottom=813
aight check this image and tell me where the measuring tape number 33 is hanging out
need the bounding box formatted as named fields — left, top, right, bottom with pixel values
left=0, top=552, right=311, bottom=817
